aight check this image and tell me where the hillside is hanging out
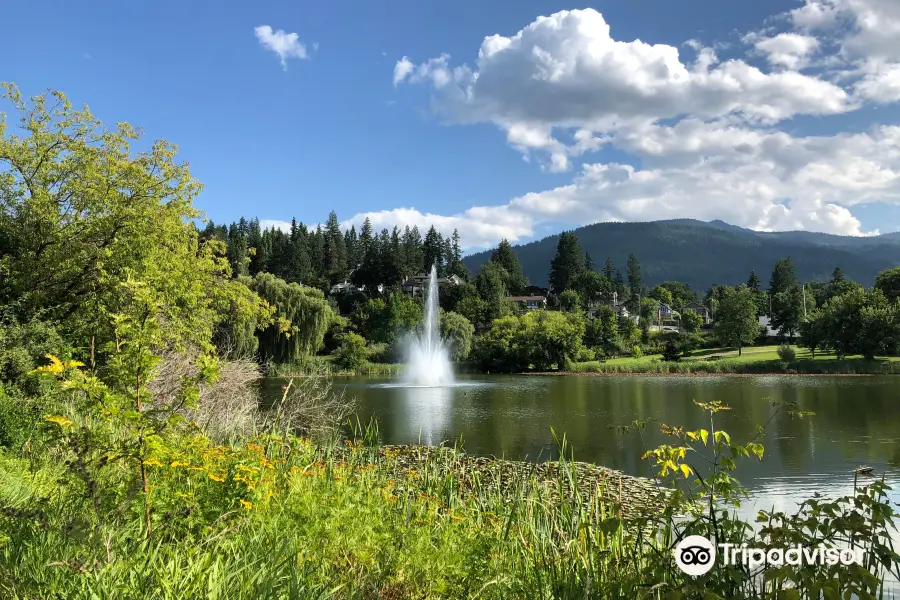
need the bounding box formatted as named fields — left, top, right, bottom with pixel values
left=462, top=220, right=900, bottom=292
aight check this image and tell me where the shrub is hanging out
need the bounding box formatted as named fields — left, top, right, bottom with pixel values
left=632, top=345, right=643, bottom=359
left=777, top=344, right=796, bottom=362
left=662, top=339, right=681, bottom=362
left=333, top=333, right=369, bottom=371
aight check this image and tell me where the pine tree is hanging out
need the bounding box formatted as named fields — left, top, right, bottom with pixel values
left=345, top=225, right=359, bottom=269
left=830, top=266, right=845, bottom=284
left=423, top=226, right=444, bottom=273
left=490, top=239, right=528, bottom=294
left=548, top=232, right=586, bottom=294
left=322, top=211, right=348, bottom=284
left=227, top=223, right=249, bottom=277
left=747, top=270, right=761, bottom=291
left=626, top=253, right=643, bottom=313
left=584, top=251, right=595, bottom=273
left=603, top=257, right=615, bottom=282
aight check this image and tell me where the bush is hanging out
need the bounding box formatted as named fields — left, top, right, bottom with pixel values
left=777, top=344, right=796, bottom=362
left=575, top=346, right=596, bottom=362
left=662, top=339, right=681, bottom=362
left=632, top=345, right=643, bottom=359
left=333, top=333, right=369, bottom=371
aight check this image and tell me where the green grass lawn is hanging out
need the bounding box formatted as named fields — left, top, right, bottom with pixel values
left=570, top=345, right=900, bottom=375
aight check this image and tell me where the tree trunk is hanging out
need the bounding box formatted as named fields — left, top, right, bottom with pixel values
left=738, top=345, right=743, bottom=356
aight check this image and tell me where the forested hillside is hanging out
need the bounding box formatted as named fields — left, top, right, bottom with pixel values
left=462, top=220, right=900, bottom=291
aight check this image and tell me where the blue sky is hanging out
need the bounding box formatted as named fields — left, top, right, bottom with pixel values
left=3, top=0, right=900, bottom=248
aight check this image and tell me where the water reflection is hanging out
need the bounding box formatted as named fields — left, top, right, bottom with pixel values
left=397, top=385, right=453, bottom=446
left=264, top=374, right=900, bottom=516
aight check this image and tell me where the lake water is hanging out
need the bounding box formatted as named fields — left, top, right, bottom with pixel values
left=265, top=373, right=900, bottom=522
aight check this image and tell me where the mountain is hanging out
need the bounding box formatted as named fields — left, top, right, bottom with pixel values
left=462, top=219, right=900, bottom=292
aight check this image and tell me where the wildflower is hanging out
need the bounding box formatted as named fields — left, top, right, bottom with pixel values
left=240, top=499, right=253, bottom=510
left=43, top=415, right=73, bottom=428
left=143, top=459, right=163, bottom=468
left=170, top=461, right=190, bottom=468
left=248, top=443, right=263, bottom=453
left=208, top=473, right=226, bottom=482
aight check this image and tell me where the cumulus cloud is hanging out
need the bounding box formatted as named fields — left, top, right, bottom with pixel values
left=750, top=33, right=820, bottom=69
left=341, top=206, right=535, bottom=250
left=260, top=219, right=293, bottom=233
left=372, top=4, right=900, bottom=244
left=255, top=25, right=309, bottom=70
left=393, top=8, right=851, bottom=169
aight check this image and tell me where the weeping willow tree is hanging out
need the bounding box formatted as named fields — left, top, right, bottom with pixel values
left=248, top=273, right=332, bottom=363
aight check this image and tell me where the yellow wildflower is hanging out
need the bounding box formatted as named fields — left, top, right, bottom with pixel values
left=240, top=499, right=253, bottom=510
left=208, top=473, right=226, bottom=482
left=143, top=459, right=163, bottom=468
left=170, top=461, right=190, bottom=468
left=43, top=415, right=73, bottom=428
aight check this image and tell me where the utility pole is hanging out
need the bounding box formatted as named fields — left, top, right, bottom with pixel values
left=802, top=284, right=807, bottom=319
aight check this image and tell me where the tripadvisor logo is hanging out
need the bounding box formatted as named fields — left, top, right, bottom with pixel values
left=673, top=536, right=866, bottom=576
left=674, top=535, right=716, bottom=576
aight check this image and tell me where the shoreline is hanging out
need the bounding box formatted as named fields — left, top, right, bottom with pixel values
left=524, top=370, right=880, bottom=378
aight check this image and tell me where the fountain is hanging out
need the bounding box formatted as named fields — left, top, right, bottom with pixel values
left=403, top=265, right=455, bottom=386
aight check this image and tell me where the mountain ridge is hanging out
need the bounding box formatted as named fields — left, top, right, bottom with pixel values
left=461, top=219, right=900, bottom=292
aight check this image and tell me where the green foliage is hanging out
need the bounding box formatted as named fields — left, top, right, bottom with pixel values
left=490, top=240, right=528, bottom=295
left=874, top=266, right=900, bottom=302
left=626, top=253, right=643, bottom=312
left=807, top=287, right=900, bottom=360
left=332, top=332, right=369, bottom=371
left=584, top=306, right=619, bottom=354
left=661, top=339, right=681, bottom=362
left=440, top=311, right=474, bottom=361
left=777, top=343, right=796, bottom=362
left=248, top=273, right=332, bottom=363
left=558, top=289, right=582, bottom=312
left=632, top=345, right=643, bottom=358
left=353, top=293, right=420, bottom=349
left=680, top=309, right=702, bottom=333
left=474, top=262, right=509, bottom=325
left=474, top=310, right=585, bottom=372
left=548, top=231, right=586, bottom=294
left=715, top=285, right=758, bottom=355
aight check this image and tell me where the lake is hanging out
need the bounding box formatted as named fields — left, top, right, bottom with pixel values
left=265, top=374, right=900, bottom=520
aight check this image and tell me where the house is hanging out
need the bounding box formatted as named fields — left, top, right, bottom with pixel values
left=759, top=316, right=797, bottom=340
left=681, top=302, right=712, bottom=324
left=524, top=285, right=549, bottom=297
left=507, top=295, right=547, bottom=310
left=401, top=273, right=463, bottom=295
left=330, top=281, right=360, bottom=295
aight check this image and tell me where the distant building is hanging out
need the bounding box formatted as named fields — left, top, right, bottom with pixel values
left=681, top=302, right=712, bottom=325
left=401, top=273, right=463, bottom=295
left=759, top=316, right=797, bottom=340
left=507, top=295, right=547, bottom=310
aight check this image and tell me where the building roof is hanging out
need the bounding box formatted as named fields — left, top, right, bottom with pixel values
left=507, top=295, right=547, bottom=302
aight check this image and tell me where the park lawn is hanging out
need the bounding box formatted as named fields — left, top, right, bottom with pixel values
left=570, top=344, right=900, bottom=375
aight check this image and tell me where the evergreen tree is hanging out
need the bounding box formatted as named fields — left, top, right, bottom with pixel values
left=747, top=270, right=761, bottom=291
left=227, top=223, right=249, bottom=277
left=602, top=257, right=615, bottom=282
left=769, top=258, right=802, bottom=339
left=548, top=231, right=586, bottom=294
left=490, top=239, right=528, bottom=295
left=345, top=225, right=360, bottom=269
left=402, top=225, right=424, bottom=276
left=323, top=211, right=348, bottom=284
left=626, top=253, right=643, bottom=313
left=445, top=229, right=469, bottom=280
left=613, top=270, right=627, bottom=301
left=422, top=226, right=444, bottom=273
left=584, top=251, right=595, bottom=273
left=830, top=266, right=845, bottom=284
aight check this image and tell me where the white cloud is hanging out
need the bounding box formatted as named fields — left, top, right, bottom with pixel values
left=341, top=206, right=534, bottom=251
left=373, top=4, right=900, bottom=244
left=751, top=33, right=820, bottom=69
left=260, top=219, right=292, bottom=233
left=393, top=57, right=415, bottom=86
left=254, top=25, right=309, bottom=70
left=393, top=8, right=851, bottom=172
